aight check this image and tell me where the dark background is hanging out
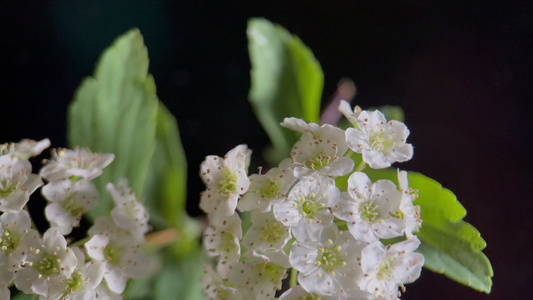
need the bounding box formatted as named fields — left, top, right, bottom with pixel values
left=1, top=1, right=532, bottom=299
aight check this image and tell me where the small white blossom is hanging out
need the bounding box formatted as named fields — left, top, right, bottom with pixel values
left=40, top=247, right=104, bottom=300
left=237, top=167, right=296, bottom=213
left=242, top=210, right=291, bottom=251
left=200, top=145, right=251, bottom=216
left=228, top=250, right=290, bottom=299
left=40, top=148, right=114, bottom=182
left=201, top=263, right=248, bottom=300
left=0, top=210, right=41, bottom=271
left=43, top=178, right=99, bottom=235
left=357, top=238, right=424, bottom=299
left=338, top=100, right=362, bottom=126
left=0, top=155, right=43, bottom=213
left=279, top=285, right=375, bottom=300
left=15, top=228, right=77, bottom=300
left=1, top=138, right=51, bottom=159
left=288, top=125, right=354, bottom=177
left=281, top=117, right=321, bottom=134
left=332, top=172, right=405, bottom=243
left=108, top=178, right=149, bottom=243
left=290, top=224, right=366, bottom=297
left=95, top=282, right=123, bottom=300
left=274, top=174, right=339, bottom=241
left=0, top=260, right=14, bottom=299
left=345, top=110, right=413, bottom=169
left=203, top=213, right=242, bottom=277
left=85, top=217, right=149, bottom=294
left=397, top=170, right=421, bottom=237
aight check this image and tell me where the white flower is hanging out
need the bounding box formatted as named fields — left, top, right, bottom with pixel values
left=357, top=238, right=424, bottom=299
left=15, top=228, right=77, bottom=299
left=0, top=155, right=43, bottom=213
left=200, top=145, right=251, bottom=216
left=338, top=100, right=362, bottom=126
left=279, top=285, right=375, bottom=300
left=237, top=167, right=296, bottom=213
left=332, top=172, right=405, bottom=243
left=86, top=217, right=149, bottom=294
left=40, top=148, right=114, bottom=182
left=288, top=125, right=354, bottom=177
left=281, top=117, right=321, bottom=133
left=242, top=210, right=291, bottom=251
left=95, top=282, right=123, bottom=300
left=397, top=170, right=421, bottom=237
left=203, top=213, right=242, bottom=277
left=40, top=247, right=104, bottom=300
left=0, top=138, right=51, bottom=159
left=0, top=210, right=41, bottom=271
left=345, top=110, right=413, bottom=169
left=290, top=224, right=365, bottom=297
left=201, top=264, right=248, bottom=300
left=43, top=178, right=99, bottom=235
left=108, top=178, right=149, bottom=243
left=273, top=174, right=339, bottom=241
left=228, top=250, right=290, bottom=299
left=0, top=262, right=14, bottom=299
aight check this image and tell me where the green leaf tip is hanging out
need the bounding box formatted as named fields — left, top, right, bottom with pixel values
left=365, top=168, right=493, bottom=293
left=67, top=28, right=160, bottom=220
left=247, top=18, right=324, bottom=164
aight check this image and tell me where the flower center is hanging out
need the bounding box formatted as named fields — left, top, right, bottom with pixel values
left=298, top=193, right=324, bottom=218
left=0, top=176, right=22, bottom=198
left=220, top=231, right=238, bottom=253
left=0, top=229, right=20, bottom=256
left=253, top=261, right=286, bottom=284
left=259, top=220, right=285, bottom=243
left=369, top=130, right=393, bottom=152
left=359, top=200, right=381, bottom=222
left=306, top=152, right=331, bottom=170
left=218, top=167, right=238, bottom=195
left=66, top=270, right=84, bottom=293
left=35, top=254, right=61, bottom=276
left=377, top=258, right=394, bottom=280
left=62, top=195, right=85, bottom=217
left=104, top=243, right=125, bottom=266
left=317, top=246, right=344, bottom=273
left=258, top=178, right=281, bottom=198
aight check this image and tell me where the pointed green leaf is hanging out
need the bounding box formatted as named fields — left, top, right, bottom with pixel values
left=365, top=168, right=493, bottom=293
left=247, top=18, right=324, bottom=164
left=68, top=29, right=159, bottom=220
left=143, top=104, right=188, bottom=229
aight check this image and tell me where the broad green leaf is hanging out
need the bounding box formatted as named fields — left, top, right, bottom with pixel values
left=247, top=18, right=324, bottom=164
left=365, top=169, right=493, bottom=293
left=68, top=29, right=159, bottom=220
left=143, top=104, right=188, bottom=229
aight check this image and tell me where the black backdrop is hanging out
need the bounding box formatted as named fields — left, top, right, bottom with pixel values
left=1, top=1, right=532, bottom=299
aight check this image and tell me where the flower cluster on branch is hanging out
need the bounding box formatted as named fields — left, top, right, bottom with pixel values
left=199, top=101, right=424, bottom=300
left=0, top=140, right=150, bottom=300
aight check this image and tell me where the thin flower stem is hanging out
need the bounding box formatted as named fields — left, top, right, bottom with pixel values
left=290, top=267, right=298, bottom=288
left=355, top=160, right=366, bottom=172
left=343, top=149, right=354, bottom=158
left=69, top=236, right=91, bottom=248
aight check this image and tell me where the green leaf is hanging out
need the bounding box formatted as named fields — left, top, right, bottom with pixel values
left=247, top=18, right=324, bottom=164
left=143, top=104, right=188, bottom=229
left=11, top=293, right=34, bottom=300
left=68, top=29, right=159, bottom=220
left=365, top=168, right=493, bottom=293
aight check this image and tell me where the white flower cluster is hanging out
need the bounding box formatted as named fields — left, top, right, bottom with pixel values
left=199, top=101, right=424, bottom=300
left=0, top=139, right=150, bottom=300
